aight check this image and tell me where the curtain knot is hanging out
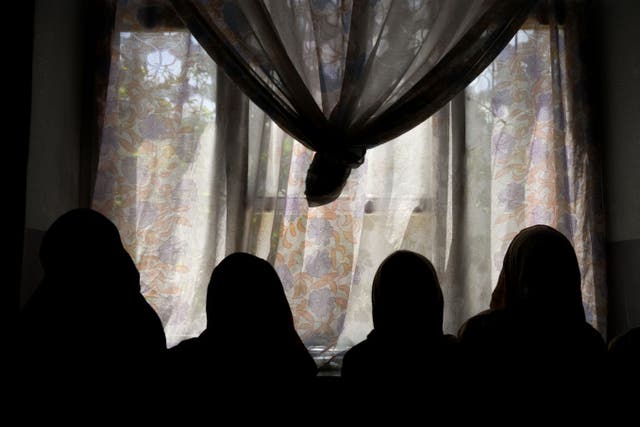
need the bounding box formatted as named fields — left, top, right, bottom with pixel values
left=304, top=147, right=365, bottom=207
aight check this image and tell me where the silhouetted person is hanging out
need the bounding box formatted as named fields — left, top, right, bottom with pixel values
left=458, top=225, right=606, bottom=408
left=18, top=209, right=166, bottom=404
left=167, top=252, right=316, bottom=398
left=341, top=250, right=459, bottom=407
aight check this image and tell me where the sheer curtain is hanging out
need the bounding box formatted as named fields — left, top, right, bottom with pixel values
left=93, top=1, right=606, bottom=349
left=92, top=2, right=301, bottom=345
left=339, top=17, right=607, bottom=346
left=170, top=0, right=536, bottom=205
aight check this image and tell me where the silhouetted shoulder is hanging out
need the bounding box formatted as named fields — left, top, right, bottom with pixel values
left=341, top=339, right=372, bottom=380
left=458, top=309, right=506, bottom=346
left=580, top=322, right=606, bottom=352
left=608, top=326, right=640, bottom=388
left=441, top=334, right=460, bottom=351
left=168, top=337, right=201, bottom=357
left=609, top=326, right=640, bottom=357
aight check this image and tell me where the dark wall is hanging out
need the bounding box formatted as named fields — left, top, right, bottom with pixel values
left=22, top=0, right=87, bottom=306
left=8, top=0, right=35, bottom=327
left=27, top=0, right=86, bottom=229
left=595, top=0, right=640, bottom=339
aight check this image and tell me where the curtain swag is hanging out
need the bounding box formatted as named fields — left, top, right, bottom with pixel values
left=170, top=0, right=538, bottom=206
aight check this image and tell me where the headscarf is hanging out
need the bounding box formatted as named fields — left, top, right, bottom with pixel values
left=202, top=252, right=316, bottom=377
left=494, top=225, right=585, bottom=324
left=39, top=208, right=140, bottom=296
left=21, top=208, right=166, bottom=362
left=372, top=250, right=443, bottom=338
left=206, top=253, right=297, bottom=339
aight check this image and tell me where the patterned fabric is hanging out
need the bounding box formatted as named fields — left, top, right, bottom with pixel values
left=484, top=24, right=606, bottom=333
left=93, top=8, right=221, bottom=343
left=93, top=1, right=606, bottom=349
left=271, top=143, right=366, bottom=346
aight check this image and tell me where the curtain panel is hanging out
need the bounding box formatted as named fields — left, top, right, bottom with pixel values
left=170, top=0, right=537, bottom=205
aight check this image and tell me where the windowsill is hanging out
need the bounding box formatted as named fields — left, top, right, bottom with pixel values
left=309, top=346, right=346, bottom=377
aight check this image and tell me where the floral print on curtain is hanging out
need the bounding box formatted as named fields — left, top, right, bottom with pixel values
left=486, top=25, right=606, bottom=332
left=93, top=6, right=221, bottom=344
left=271, top=143, right=366, bottom=347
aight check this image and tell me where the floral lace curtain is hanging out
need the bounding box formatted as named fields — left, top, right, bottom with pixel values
left=93, top=0, right=606, bottom=349
left=169, top=0, right=537, bottom=205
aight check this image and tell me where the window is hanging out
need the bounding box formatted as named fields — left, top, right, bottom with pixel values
left=93, top=4, right=606, bottom=352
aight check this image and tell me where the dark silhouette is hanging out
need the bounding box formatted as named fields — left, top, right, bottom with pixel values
left=341, top=250, right=459, bottom=402
left=609, top=325, right=640, bottom=363
left=458, top=225, right=606, bottom=407
left=607, top=326, right=640, bottom=412
left=167, top=252, right=317, bottom=393
left=18, top=209, right=166, bottom=401
left=608, top=326, right=640, bottom=388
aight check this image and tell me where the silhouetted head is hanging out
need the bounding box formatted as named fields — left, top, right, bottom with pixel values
left=205, top=252, right=297, bottom=344
left=497, top=225, right=584, bottom=323
left=22, top=208, right=165, bottom=370
left=372, top=250, right=443, bottom=338
left=39, top=208, right=139, bottom=294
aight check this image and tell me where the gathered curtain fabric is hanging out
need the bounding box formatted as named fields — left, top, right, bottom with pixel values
left=169, top=0, right=537, bottom=206
left=92, top=0, right=606, bottom=350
